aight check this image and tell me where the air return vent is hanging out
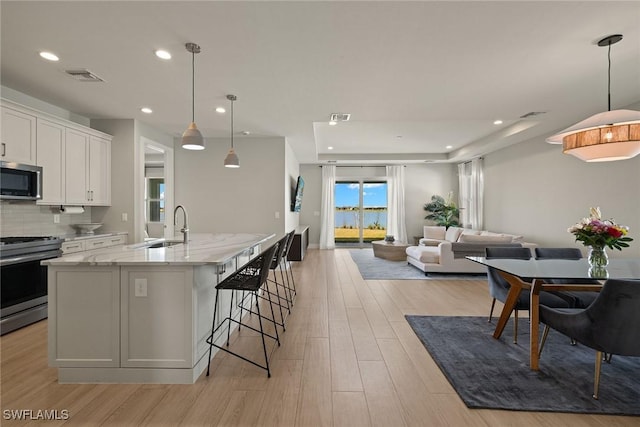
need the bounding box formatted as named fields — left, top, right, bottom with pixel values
left=65, top=69, right=104, bottom=82
left=520, top=111, right=546, bottom=119
left=329, top=113, right=351, bottom=122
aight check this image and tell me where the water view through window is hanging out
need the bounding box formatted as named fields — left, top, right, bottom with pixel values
left=335, top=181, right=387, bottom=246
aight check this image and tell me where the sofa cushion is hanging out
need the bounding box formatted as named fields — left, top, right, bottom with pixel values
left=458, top=229, right=481, bottom=241
left=480, top=230, right=524, bottom=243
left=458, top=233, right=514, bottom=244
left=424, top=226, right=446, bottom=240
left=445, top=226, right=463, bottom=242
left=419, top=238, right=442, bottom=246
left=406, top=246, right=440, bottom=263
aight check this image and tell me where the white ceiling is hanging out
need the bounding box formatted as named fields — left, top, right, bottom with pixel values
left=2, top=1, right=639, bottom=164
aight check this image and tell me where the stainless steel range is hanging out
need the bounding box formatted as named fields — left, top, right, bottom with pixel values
left=0, top=236, right=63, bottom=335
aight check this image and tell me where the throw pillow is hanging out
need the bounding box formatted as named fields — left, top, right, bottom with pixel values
left=445, top=226, right=463, bottom=242
left=424, top=226, right=446, bottom=240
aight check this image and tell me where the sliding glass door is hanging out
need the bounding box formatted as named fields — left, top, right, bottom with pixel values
left=334, top=180, right=387, bottom=247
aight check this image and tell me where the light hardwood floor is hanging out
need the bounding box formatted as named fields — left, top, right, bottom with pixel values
left=1, top=249, right=637, bottom=426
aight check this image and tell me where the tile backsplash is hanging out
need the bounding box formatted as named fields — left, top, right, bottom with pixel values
left=0, top=202, right=92, bottom=236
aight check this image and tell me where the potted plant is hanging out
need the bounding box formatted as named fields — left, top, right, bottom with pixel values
left=424, top=192, right=461, bottom=229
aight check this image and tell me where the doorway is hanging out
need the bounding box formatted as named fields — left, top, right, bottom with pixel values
left=334, top=180, right=388, bottom=247
left=138, top=137, right=174, bottom=242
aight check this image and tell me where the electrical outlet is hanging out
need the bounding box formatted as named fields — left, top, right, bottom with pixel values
left=275, top=211, right=280, bottom=219
left=314, top=211, right=320, bottom=217
left=53, top=214, right=60, bottom=224
left=122, top=213, right=128, bottom=222
left=134, top=278, right=147, bottom=297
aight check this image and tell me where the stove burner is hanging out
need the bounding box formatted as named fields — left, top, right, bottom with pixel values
left=0, top=236, right=59, bottom=245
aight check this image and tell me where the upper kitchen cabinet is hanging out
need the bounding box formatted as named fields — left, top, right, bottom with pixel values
left=1, top=105, right=37, bottom=165
left=1, top=99, right=112, bottom=206
left=36, top=118, right=65, bottom=205
left=88, top=136, right=110, bottom=205
left=65, top=129, right=111, bottom=206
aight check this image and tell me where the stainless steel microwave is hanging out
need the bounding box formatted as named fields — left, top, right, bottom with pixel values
left=0, top=161, right=42, bottom=200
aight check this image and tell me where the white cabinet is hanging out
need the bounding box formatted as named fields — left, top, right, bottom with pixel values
left=89, top=136, right=110, bottom=205
left=48, top=266, right=121, bottom=368
left=1, top=105, right=36, bottom=164
left=120, top=267, right=194, bottom=368
left=1, top=100, right=111, bottom=206
left=61, top=234, right=127, bottom=254
left=36, top=118, right=65, bottom=205
left=64, top=129, right=111, bottom=206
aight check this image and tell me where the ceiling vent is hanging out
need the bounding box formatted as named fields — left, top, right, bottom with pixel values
left=330, top=113, right=351, bottom=122
left=65, top=69, right=104, bottom=82
left=520, top=111, right=546, bottom=119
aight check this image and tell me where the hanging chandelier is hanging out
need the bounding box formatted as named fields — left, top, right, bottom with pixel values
left=546, top=34, right=640, bottom=162
left=181, top=42, right=205, bottom=150
left=224, top=94, right=240, bottom=168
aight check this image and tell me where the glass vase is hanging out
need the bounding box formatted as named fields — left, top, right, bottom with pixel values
left=588, top=245, right=609, bottom=268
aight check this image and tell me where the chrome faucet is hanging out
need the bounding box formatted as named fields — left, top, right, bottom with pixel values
left=174, top=205, right=189, bottom=244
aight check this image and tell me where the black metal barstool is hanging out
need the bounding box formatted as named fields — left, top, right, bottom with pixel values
left=281, top=229, right=297, bottom=303
left=267, top=234, right=293, bottom=327
left=206, top=243, right=280, bottom=378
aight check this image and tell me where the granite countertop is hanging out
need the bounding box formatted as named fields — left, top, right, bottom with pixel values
left=44, top=233, right=276, bottom=266
left=61, top=231, right=128, bottom=241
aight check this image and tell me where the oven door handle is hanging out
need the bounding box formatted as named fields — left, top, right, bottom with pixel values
left=0, top=250, right=62, bottom=267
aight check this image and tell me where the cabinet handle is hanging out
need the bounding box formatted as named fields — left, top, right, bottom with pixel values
left=91, top=190, right=94, bottom=201
left=93, top=241, right=105, bottom=245
left=110, top=238, right=121, bottom=243
left=87, top=190, right=91, bottom=201
left=66, top=244, right=81, bottom=249
left=1, top=142, right=5, bottom=157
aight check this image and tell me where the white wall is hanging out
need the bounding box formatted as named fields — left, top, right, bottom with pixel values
left=91, top=119, right=175, bottom=243
left=484, top=136, right=640, bottom=257
left=173, top=136, right=287, bottom=237
left=90, top=119, right=137, bottom=239
left=284, top=140, right=300, bottom=233
left=299, top=163, right=458, bottom=246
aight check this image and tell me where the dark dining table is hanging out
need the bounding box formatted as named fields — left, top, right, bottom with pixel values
left=466, top=256, right=640, bottom=370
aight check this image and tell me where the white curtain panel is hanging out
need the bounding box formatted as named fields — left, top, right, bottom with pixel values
left=319, top=165, right=336, bottom=249
left=469, top=158, right=484, bottom=230
left=386, top=165, right=408, bottom=243
left=457, top=163, right=469, bottom=228
left=458, top=158, right=484, bottom=230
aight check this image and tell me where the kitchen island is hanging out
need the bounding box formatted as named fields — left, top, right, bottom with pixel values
left=44, top=233, right=275, bottom=384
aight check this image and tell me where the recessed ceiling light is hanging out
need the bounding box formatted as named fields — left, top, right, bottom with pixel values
left=493, top=120, right=503, bottom=125
left=215, top=107, right=226, bottom=113
left=39, top=51, right=59, bottom=61
left=241, top=131, right=251, bottom=135
left=141, top=107, right=153, bottom=114
left=155, top=50, right=171, bottom=60
left=329, top=121, right=337, bottom=126
left=446, top=145, right=453, bottom=149
left=328, top=146, right=334, bottom=150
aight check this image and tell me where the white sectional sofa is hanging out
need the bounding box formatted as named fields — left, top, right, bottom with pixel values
left=405, top=226, right=536, bottom=275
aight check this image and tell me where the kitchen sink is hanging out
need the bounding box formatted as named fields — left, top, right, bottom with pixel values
left=146, top=241, right=183, bottom=248
left=134, top=240, right=184, bottom=249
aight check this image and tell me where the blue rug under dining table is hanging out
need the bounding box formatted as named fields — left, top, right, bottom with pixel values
left=405, top=315, right=640, bottom=415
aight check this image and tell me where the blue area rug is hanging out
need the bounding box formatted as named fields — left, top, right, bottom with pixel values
left=405, top=315, right=640, bottom=415
left=349, top=249, right=485, bottom=280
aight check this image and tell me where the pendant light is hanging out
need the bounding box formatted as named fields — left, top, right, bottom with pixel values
left=547, top=34, right=640, bottom=162
left=181, top=42, right=205, bottom=150
left=224, top=94, right=240, bottom=168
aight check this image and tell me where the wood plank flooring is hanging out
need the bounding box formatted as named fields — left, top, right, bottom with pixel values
left=1, top=249, right=638, bottom=426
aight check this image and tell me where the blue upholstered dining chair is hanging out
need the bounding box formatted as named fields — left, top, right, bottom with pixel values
left=485, top=247, right=572, bottom=344
left=538, top=279, right=640, bottom=399
left=534, top=247, right=600, bottom=309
